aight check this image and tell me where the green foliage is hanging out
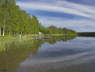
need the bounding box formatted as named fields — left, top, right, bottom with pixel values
left=0, top=1, right=43, bottom=36
left=0, top=0, right=77, bottom=37
left=46, top=26, right=77, bottom=36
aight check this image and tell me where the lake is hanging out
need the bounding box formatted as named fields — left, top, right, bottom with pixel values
left=0, top=37, right=95, bottom=72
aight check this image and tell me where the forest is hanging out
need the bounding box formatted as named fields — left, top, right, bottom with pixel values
left=0, top=0, right=77, bottom=38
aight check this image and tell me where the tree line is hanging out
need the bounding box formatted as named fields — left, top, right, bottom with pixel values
left=0, top=0, right=77, bottom=37
left=0, top=0, right=45, bottom=36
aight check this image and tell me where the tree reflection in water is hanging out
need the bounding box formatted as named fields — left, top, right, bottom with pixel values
left=0, top=36, right=76, bottom=72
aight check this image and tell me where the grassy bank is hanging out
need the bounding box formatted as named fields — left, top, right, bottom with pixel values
left=0, top=34, right=77, bottom=52
left=0, top=34, right=77, bottom=42
left=0, top=34, right=35, bottom=42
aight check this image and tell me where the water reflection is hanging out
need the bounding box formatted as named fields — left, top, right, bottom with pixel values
left=17, top=37, right=95, bottom=72
left=0, top=40, right=43, bottom=72
left=0, top=36, right=95, bottom=72
left=0, top=36, right=75, bottom=72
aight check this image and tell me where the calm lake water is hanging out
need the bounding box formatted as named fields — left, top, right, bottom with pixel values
left=0, top=37, right=95, bottom=72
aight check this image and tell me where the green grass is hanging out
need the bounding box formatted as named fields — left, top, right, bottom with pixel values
left=0, top=35, right=33, bottom=42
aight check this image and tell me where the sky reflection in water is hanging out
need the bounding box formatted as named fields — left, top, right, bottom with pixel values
left=17, top=37, right=95, bottom=72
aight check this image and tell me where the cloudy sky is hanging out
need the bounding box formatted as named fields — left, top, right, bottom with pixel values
left=16, top=0, right=95, bottom=32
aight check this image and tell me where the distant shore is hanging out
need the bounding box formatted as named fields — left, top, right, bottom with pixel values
left=78, top=32, right=95, bottom=37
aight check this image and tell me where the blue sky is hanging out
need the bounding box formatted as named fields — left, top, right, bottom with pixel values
left=16, top=0, right=95, bottom=32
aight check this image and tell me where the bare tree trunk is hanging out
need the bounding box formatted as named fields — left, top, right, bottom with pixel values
left=0, top=27, right=2, bottom=36
left=3, top=17, right=6, bottom=36
left=2, top=28, right=5, bottom=36
left=20, top=32, right=23, bottom=38
left=0, top=27, right=1, bottom=36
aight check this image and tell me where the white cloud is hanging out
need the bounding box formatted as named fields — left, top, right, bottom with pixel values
left=17, top=1, right=95, bottom=19
left=16, top=0, right=95, bottom=32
